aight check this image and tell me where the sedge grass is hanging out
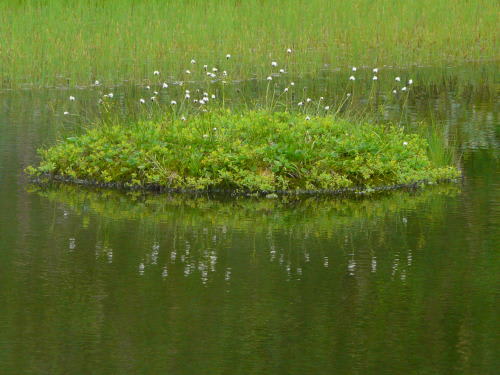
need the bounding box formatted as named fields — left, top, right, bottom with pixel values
left=1, top=0, right=498, bottom=88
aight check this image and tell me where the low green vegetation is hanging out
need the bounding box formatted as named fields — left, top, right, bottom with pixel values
left=27, top=111, right=459, bottom=193
left=1, top=0, right=497, bottom=87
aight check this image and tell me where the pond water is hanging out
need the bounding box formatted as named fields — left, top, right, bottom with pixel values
left=0, top=71, right=498, bottom=374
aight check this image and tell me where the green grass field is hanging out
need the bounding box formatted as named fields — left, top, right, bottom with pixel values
left=1, top=0, right=497, bottom=87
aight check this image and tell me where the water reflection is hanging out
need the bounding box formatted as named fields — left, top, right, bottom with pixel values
left=0, top=66, right=498, bottom=374
left=30, top=183, right=460, bottom=285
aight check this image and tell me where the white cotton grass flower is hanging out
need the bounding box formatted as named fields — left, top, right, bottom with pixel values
left=150, top=96, right=156, bottom=101
left=185, top=70, right=191, bottom=74
left=271, top=61, right=278, bottom=67
left=211, top=94, right=216, bottom=99
left=162, top=82, right=168, bottom=88
left=193, top=99, right=198, bottom=103
left=153, top=91, right=158, bottom=95
left=181, top=116, right=186, bottom=121
left=297, top=101, right=303, bottom=106
left=373, top=68, right=378, bottom=73
left=185, top=89, right=190, bottom=94
left=170, top=100, right=177, bottom=105
left=324, top=106, right=330, bottom=110
left=226, top=54, right=231, bottom=59
left=408, top=79, right=413, bottom=85
left=63, top=111, right=69, bottom=115
left=373, top=76, right=378, bottom=80
left=203, top=134, right=208, bottom=138
left=210, top=73, right=216, bottom=78
left=287, top=48, right=292, bottom=53
left=392, top=89, right=397, bottom=94
left=145, top=85, right=150, bottom=90
left=395, top=76, right=401, bottom=82
left=212, top=67, right=218, bottom=72
left=283, top=87, right=289, bottom=92
left=401, top=86, right=407, bottom=91
left=305, top=116, right=311, bottom=121
left=352, top=66, right=357, bottom=72
left=349, top=75, right=356, bottom=81
left=290, top=82, right=295, bottom=86
left=279, top=69, right=285, bottom=74
left=213, top=127, right=217, bottom=131
left=139, top=98, right=145, bottom=104
left=306, top=98, right=312, bottom=103
left=320, top=97, right=324, bottom=101
left=223, top=71, right=228, bottom=76
left=403, top=141, right=408, bottom=146
left=69, top=95, right=75, bottom=101
left=267, top=76, right=273, bottom=81
left=347, top=93, right=351, bottom=97
left=203, top=64, right=208, bottom=70
left=108, top=92, right=114, bottom=98
left=94, top=80, right=100, bottom=85
left=185, top=94, right=190, bottom=99
left=190, top=59, right=196, bottom=64
left=153, top=70, right=160, bottom=76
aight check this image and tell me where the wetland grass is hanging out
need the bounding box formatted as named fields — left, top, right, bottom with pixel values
left=1, top=0, right=498, bottom=88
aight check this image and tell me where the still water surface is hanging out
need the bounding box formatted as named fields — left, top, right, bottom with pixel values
left=0, top=75, right=498, bottom=374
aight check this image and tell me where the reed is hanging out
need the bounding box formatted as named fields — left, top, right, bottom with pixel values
left=1, top=0, right=497, bottom=88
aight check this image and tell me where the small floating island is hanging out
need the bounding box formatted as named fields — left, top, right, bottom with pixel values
left=27, top=111, right=460, bottom=195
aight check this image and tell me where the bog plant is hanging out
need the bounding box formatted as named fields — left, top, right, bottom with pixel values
left=27, top=111, right=459, bottom=193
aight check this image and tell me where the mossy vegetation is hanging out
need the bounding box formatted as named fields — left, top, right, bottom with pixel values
left=27, top=111, right=459, bottom=193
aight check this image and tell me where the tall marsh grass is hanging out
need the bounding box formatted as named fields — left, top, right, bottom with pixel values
left=1, top=0, right=498, bottom=87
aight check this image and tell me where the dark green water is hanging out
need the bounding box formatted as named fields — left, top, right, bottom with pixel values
left=0, top=78, right=498, bottom=374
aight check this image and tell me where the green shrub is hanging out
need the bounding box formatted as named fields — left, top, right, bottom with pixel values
left=28, top=111, right=459, bottom=192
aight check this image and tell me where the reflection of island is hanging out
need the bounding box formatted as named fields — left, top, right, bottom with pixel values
left=29, top=183, right=460, bottom=284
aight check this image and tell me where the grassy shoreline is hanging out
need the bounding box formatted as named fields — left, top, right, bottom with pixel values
left=1, top=0, right=497, bottom=87
left=27, top=111, right=460, bottom=194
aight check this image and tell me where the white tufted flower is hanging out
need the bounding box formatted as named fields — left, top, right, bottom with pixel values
left=395, top=76, right=401, bottom=82
left=139, top=98, right=145, bottom=104
left=373, top=68, right=378, bottom=73
left=271, top=61, right=278, bottom=67
left=153, top=70, right=160, bottom=76
left=352, top=66, right=357, bottom=72
left=267, top=76, right=272, bottom=81
left=373, top=76, right=378, bottom=80
left=69, top=96, right=75, bottom=101
left=324, top=106, right=330, bottom=110
left=349, top=76, right=356, bottom=81
left=190, top=59, right=196, bottom=64
left=162, top=82, right=168, bottom=88
left=226, top=54, right=231, bottom=59
left=171, top=100, right=177, bottom=105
